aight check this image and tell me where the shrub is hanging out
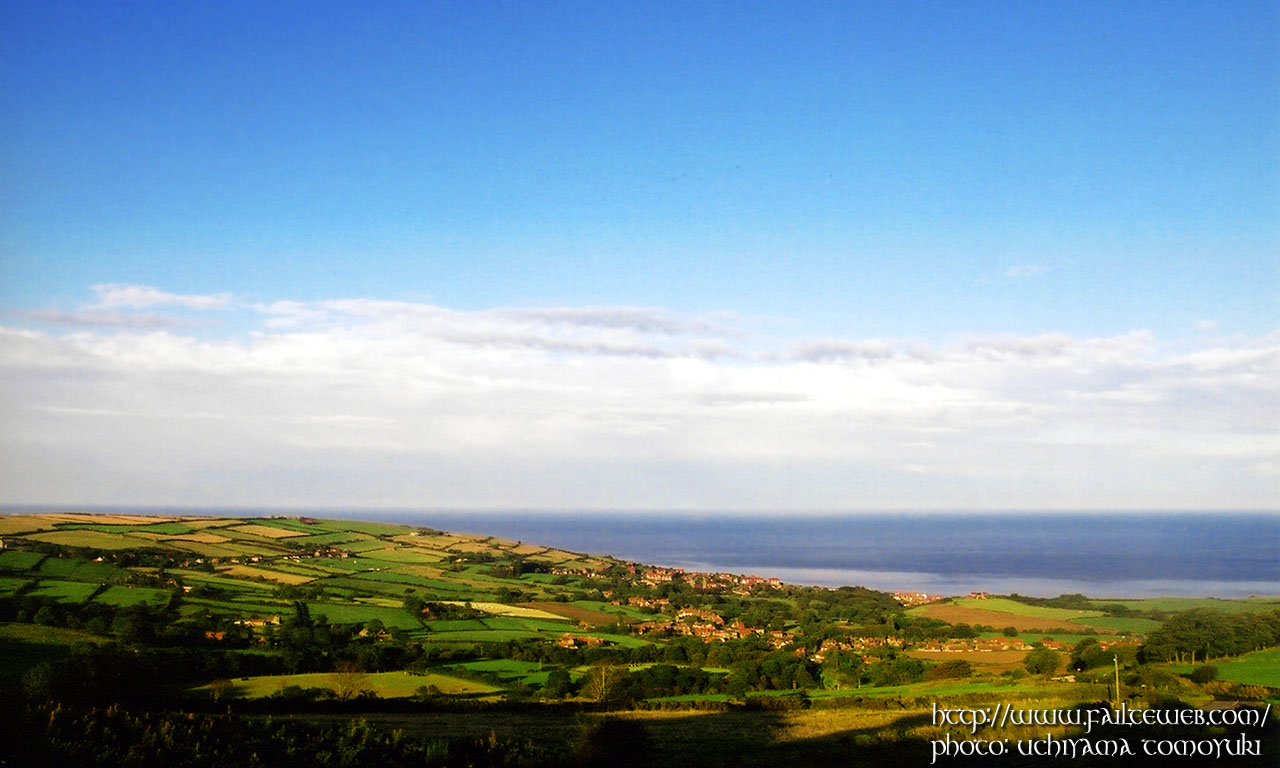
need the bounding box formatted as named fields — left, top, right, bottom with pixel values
left=1024, top=647, right=1061, bottom=676
left=1187, top=665, right=1219, bottom=684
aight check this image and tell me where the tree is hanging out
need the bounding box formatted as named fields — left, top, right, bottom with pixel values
left=209, top=678, right=234, bottom=702
left=585, top=662, right=628, bottom=706
left=926, top=660, right=973, bottom=680
left=543, top=667, right=573, bottom=698
left=820, top=650, right=863, bottom=690
left=1070, top=638, right=1109, bottom=671
left=1024, top=646, right=1061, bottom=676
left=329, top=660, right=371, bottom=700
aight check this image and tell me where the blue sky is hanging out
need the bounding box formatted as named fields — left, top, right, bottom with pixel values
left=1, top=2, right=1277, bottom=509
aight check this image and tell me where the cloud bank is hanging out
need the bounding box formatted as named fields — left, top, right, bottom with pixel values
left=2, top=286, right=1276, bottom=510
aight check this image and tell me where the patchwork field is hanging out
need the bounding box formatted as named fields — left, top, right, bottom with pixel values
left=3, top=510, right=1275, bottom=739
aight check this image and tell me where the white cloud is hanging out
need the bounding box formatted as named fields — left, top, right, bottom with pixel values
left=91, top=283, right=233, bottom=311
left=11, top=309, right=190, bottom=330
left=1003, top=264, right=1051, bottom=279
left=1, top=292, right=1277, bottom=510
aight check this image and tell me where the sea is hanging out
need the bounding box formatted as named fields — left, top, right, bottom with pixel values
left=10, top=508, right=1279, bottom=599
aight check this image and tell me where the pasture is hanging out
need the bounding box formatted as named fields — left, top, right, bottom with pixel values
left=38, top=557, right=128, bottom=581
left=1173, top=647, right=1280, bottom=688
left=449, top=601, right=568, bottom=620
left=93, top=585, right=171, bottom=607
left=225, top=523, right=306, bottom=539
left=213, top=669, right=498, bottom=698
left=905, top=649, right=1029, bottom=673
left=222, top=564, right=315, bottom=585
left=27, top=530, right=142, bottom=550
left=1069, top=616, right=1161, bottom=634
left=0, top=517, right=57, bottom=535
left=29, top=581, right=101, bottom=602
left=0, top=551, right=46, bottom=570
left=1099, top=597, right=1280, bottom=614
left=945, top=597, right=1103, bottom=621
left=0, top=576, right=33, bottom=596
left=914, top=602, right=1096, bottom=632
left=304, top=601, right=420, bottom=629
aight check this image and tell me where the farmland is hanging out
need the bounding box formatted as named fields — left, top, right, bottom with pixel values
left=1172, top=647, right=1280, bottom=688
left=209, top=669, right=500, bottom=698
left=0, top=511, right=1277, bottom=766
left=912, top=601, right=1089, bottom=632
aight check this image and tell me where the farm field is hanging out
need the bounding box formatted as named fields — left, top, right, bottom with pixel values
left=94, top=585, right=171, bottom=606
left=977, top=631, right=1122, bottom=645
left=1172, top=647, right=1280, bottom=688
left=945, top=597, right=1105, bottom=621
left=29, top=581, right=101, bottom=602
left=1, top=510, right=1277, bottom=768
left=303, top=601, right=421, bottom=630
left=904, top=649, right=1029, bottom=673
left=0, top=621, right=110, bottom=646
left=209, top=670, right=499, bottom=698
left=1100, top=597, right=1280, bottom=614
left=0, top=551, right=47, bottom=570
left=911, top=601, right=1093, bottom=632
left=1069, top=615, right=1161, bottom=634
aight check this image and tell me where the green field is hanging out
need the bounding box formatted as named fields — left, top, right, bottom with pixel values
left=170, top=569, right=276, bottom=591
left=285, top=531, right=375, bottom=546
left=0, top=551, right=46, bottom=570
left=416, top=629, right=548, bottom=643
left=93, top=585, right=171, bottom=606
left=63, top=522, right=194, bottom=536
left=478, top=616, right=560, bottom=632
left=314, top=519, right=417, bottom=537
left=0, top=576, right=33, bottom=596
left=979, top=631, right=1125, bottom=645
left=2, top=507, right=1275, bottom=759
left=337, top=539, right=397, bottom=553
left=165, top=540, right=267, bottom=558
left=213, top=669, right=498, bottom=698
left=348, top=569, right=452, bottom=587
left=947, top=597, right=1104, bottom=621
left=1071, top=616, right=1162, bottom=634
left=30, top=580, right=101, bottom=602
left=355, top=548, right=446, bottom=564
left=0, top=621, right=110, bottom=646
left=423, top=619, right=489, bottom=631
left=27, top=529, right=143, bottom=550
left=37, top=556, right=129, bottom=582
left=571, top=600, right=648, bottom=621
left=1099, top=597, right=1280, bottom=614
left=186, top=597, right=292, bottom=617
left=304, top=601, right=420, bottom=629
left=1173, top=647, right=1280, bottom=688
left=445, top=659, right=553, bottom=687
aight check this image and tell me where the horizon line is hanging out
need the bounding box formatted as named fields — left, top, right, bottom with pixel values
left=3, top=504, right=1277, bottom=517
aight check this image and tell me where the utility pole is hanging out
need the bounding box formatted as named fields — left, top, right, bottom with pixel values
left=1113, top=654, right=1121, bottom=705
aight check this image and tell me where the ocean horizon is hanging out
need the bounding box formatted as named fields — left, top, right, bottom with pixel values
left=5, top=507, right=1278, bottom=599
